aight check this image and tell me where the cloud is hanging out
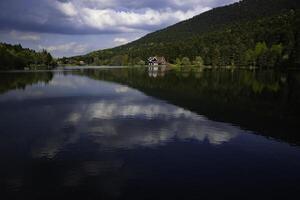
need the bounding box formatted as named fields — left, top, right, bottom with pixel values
left=115, top=86, right=129, bottom=93
left=0, top=0, right=238, bottom=35
left=55, top=1, right=78, bottom=17
left=38, top=42, right=88, bottom=54
left=88, top=102, right=195, bottom=120
left=55, top=3, right=211, bottom=32
left=113, top=38, right=129, bottom=45
left=10, top=30, right=41, bottom=41
left=66, top=112, right=81, bottom=123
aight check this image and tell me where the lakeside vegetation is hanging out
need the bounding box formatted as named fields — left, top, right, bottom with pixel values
left=0, top=43, right=57, bottom=70
left=64, top=0, right=300, bottom=69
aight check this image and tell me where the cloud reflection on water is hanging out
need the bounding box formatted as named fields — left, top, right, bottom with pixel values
left=0, top=74, right=241, bottom=159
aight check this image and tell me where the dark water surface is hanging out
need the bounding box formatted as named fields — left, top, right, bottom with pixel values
left=0, top=68, right=300, bottom=199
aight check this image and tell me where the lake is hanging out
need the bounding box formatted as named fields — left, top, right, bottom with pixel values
left=0, top=67, right=300, bottom=199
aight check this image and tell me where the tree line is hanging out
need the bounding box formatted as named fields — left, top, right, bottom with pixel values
left=0, top=43, right=57, bottom=70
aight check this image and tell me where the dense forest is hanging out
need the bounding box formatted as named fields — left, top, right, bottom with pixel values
left=67, top=0, right=300, bottom=68
left=0, top=43, right=57, bottom=70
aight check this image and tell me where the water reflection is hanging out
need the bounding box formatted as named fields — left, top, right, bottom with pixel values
left=1, top=70, right=300, bottom=199
left=0, top=74, right=241, bottom=160
left=80, top=68, right=300, bottom=145
left=148, top=70, right=166, bottom=78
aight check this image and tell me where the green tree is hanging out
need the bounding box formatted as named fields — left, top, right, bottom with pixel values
left=194, top=56, right=204, bottom=67
left=255, top=42, right=268, bottom=57
left=245, top=49, right=256, bottom=66
left=175, top=58, right=182, bottom=66
left=133, top=57, right=143, bottom=65
left=137, top=60, right=146, bottom=66
left=255, top=42, right=268, bottom=67
left=0, top=43, right=56, bottom=70
left=122, top=54, right=129, bottom=65
left=111, top=55, right=124, bottom=66
left=211, top=47, right=221, bottom=67
left=181, top=57, right=191, bottom=66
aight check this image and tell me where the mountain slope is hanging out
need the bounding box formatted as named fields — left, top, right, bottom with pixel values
left=70, top=0, right=300, bottom=67
left=131, top=0, right=300, bottom=43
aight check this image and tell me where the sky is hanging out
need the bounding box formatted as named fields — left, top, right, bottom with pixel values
left=0, top=0, right=238, bottom=57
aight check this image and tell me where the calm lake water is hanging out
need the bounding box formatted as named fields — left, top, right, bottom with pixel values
left=0, top=68, right=300, bottom=199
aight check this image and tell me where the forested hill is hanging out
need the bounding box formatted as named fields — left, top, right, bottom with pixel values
left=0, top=43, right=56, bottom=70
left=132, top=0, right=300, bottom=43
left=69, top=0, right=300, bottom=68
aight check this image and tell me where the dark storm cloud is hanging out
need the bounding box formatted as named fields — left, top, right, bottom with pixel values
left=0, top=0, right=238, bottom=35
left=0, top=0, right=113, bottom=34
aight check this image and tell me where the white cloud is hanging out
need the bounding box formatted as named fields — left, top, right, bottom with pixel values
left=10, top=30, right=41, bottom=41
left=88, top=102, right=195, bottom=120
left=38, top=42, right=88, bottom=54
left=85, top=101, right=239, bottom=148
left=55, top=1, right=78, bottom=17
left=115, top=86, right=129, bottom=93
left=83, top=6, right=210, bottom=31
left=52, top=1, right=211, bottom=33
left=113, top=38, right=129, bottom=45
left=66, top=113, right=81, bottom=123
left=1, top=0, right=240, bottom=36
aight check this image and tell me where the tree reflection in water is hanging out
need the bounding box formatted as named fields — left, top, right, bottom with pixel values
left=1, top=68, right=300, bottom=199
